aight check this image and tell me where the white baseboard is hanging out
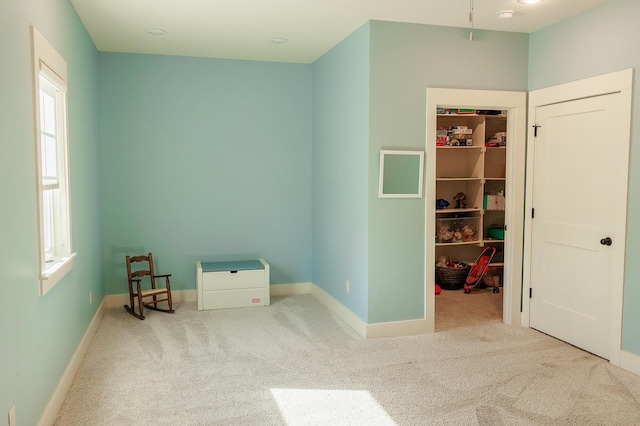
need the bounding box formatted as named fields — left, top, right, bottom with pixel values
left=105, top=289, right=197, bottom=308
left=366, top=318, right=431, bottom=339
left=308, top=283, right=431, bottom=339
left=619, top=350, right=640, bottom=376
left=106, top=285, right=314, bottom=308
left=108, top=283, right=318, bottom=308
left=38, top=299, right=106, bottom=426
left=270, top=282, right=311, bottom=296
left=310, top=284, right=367, bottom=337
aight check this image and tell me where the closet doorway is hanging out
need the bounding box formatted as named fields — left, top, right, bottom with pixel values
left=425, top=88, right=526, bottom=332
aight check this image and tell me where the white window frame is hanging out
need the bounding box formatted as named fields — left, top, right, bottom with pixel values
left=32, top=27, right=76, bottom=296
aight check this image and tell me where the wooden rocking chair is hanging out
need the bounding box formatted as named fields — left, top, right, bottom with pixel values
left=124, top=253, right=175, bottom=320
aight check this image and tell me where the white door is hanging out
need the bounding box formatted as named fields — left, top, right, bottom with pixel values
left=529, top=88, right=630, bottom=359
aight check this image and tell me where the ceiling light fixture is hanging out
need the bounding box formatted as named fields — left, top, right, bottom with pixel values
left=497, top=10, right=514, bottom=19
left=145, top=29, right=167, bottom=36
left=271, top=38, right=288, bottom=44
left=517, top=0, right=544, bottom=4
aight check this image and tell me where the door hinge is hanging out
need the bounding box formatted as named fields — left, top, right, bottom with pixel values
left=531, top=208, right=535, bottom=218
left=533, top=125, right=541, bottom=137
left=529, top=288, right=532, bottom=298
left=504, top=224, right=507, bottom=231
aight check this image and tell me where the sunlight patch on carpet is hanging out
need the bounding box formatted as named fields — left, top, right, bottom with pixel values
left=270, top=388, right=397, bottom=425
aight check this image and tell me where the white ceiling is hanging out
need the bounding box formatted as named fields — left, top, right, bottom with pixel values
left=70, top=0, right=613, bottom=64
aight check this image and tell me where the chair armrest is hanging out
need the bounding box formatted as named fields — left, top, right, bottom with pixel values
left=154, top=274, right=172, bottom=291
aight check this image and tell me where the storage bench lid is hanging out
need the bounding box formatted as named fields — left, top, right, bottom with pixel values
left=201, top=259, right=264, bottom=273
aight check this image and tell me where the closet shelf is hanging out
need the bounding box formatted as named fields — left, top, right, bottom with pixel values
left=436, top=177, right=483, bottom=181
left=436, top=146, right=484, bottom=150
left=436, top=208, right=482, bottom=214
left=435, top=241, right=483, bottom=247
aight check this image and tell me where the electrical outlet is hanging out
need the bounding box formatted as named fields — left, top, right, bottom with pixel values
left=89, top=289, right=93, bottom=305
left=8, top=406, right=15, bottom=426
left=345, top=280, right=350, bottom=293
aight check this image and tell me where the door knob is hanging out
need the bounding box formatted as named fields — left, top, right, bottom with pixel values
left=600, top=237, right=612, bottom=246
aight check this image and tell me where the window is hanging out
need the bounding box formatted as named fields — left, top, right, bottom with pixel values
left=32, top=27, right=76, bottom=295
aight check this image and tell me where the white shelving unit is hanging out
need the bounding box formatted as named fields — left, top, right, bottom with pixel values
left=434, top=112, right=507, bottom=286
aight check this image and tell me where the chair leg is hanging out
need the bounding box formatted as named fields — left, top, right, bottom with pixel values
left=137, top=284, right=145, bottom=319
left=145, top=277, right=174, bottom=314
left=165, top=276, right=174, bottom=313
left=124, top=296, right=145, bottom=320
left=167, top=289, right=174, bottom=313
left=124, top=278, right=145, bottom=320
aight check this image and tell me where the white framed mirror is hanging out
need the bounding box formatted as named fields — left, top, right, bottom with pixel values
left=378, top=150, right=424, bottom=198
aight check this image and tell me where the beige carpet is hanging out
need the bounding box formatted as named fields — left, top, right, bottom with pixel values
left=436, top=287, right=503, bottom=331
left=55, top=294, right=640, bottom=425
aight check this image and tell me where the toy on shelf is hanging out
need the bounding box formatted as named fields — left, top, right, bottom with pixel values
left=436, top=198, right=450, bottom=209
left=437, top=225, right=454, bottom=243
left=453, top=192, right=467, bottom=208
left=485, top=131, right=507, bottom=147
left=461, top=224, right=475, bottom=242
left=436, top=218, right=477, bottom=244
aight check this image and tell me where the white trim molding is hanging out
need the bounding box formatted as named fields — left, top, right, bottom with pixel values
left=270, top=282, right=311, bottom=296
left=38, top=299, right=106, bottom=426
left=366, top=318, right=430, bottom=339
left=425, top=88, right=527, bottom=332
left=308, top=284, right=431, bottom=339
left=106, top=283, right=312, bottom=308
left=105, top=283, right=313, bottom=308
left=32, top=26, right=75, bottom=296
left=619, top=350, right=640, bottom=377
left=310, top=284, right=367, bottom=337
left=105, top=289, right=198, bottom=308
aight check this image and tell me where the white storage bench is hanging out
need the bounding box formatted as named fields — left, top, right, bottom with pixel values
left=196, top=259, right=270, bottom=310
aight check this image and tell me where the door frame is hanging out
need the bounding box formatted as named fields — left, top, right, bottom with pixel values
left=425, top=88, right=527, bottom=332
left=523, top=68, right=633, bottom=366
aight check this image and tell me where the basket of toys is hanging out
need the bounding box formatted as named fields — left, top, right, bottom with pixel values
left=435, top=262, right=471, bottom=290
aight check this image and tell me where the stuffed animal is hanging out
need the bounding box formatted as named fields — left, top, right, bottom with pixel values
left=437, top=226, right=453, bottom=243
left=436, top=255, right=450, bottom=268
left=453, top=192, right=467, bottom=208
left=462, top=224, right=475, bottom=241
left=436, top=199, right=450, bottom=209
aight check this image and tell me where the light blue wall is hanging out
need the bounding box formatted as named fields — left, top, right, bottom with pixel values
left=367, top=21, right=529, bottom=323
left=310, top=21, right=528, bottom=325
left=98, top=53, right=312, bottom=294
left=0, top=0, right=103, bottom=424
left=311, top=23, right=371, bottom=321
left=529, top=0, right=640, bottom=355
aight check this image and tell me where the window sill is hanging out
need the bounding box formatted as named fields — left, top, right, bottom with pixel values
left=40, top=252, right=77, bottom=296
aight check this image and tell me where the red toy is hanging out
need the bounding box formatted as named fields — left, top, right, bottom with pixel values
left=464, top=247, right=497, bottom=294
